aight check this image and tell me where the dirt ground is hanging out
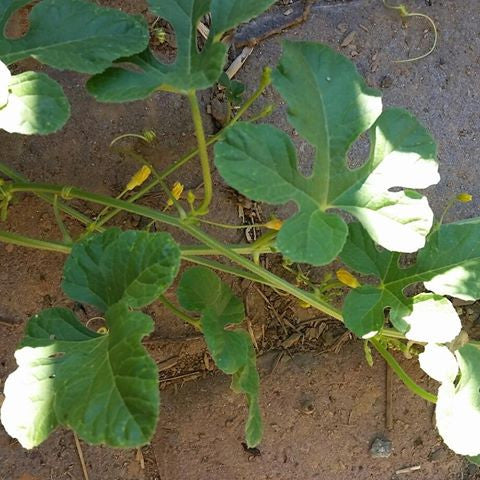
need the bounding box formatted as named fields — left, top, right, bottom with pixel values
left=1, top=0, right=480, bottom=479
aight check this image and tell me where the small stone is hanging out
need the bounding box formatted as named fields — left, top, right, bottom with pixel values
left=370, top=437, right=392, bottom=458
left=380, top=75, right=393, bottom=89
left=300, top=399, right=315, bottom=415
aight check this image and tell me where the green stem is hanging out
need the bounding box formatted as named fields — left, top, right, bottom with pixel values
left=371, top=338, right=437, bottom=404
left=53, top=195, right=73, bottom=244
left=2, top=183, right=425, bottom=389
left=160, top=295, right=202, bottom=331
left=0, top=163, right=94, bottom=227
left=197, top=218, right=269, bottom=230
left=187, top=90, right=212, bottom=215
left=0, top=228, right=273, bottom=258
left=0, top=230, right=71, bottom=254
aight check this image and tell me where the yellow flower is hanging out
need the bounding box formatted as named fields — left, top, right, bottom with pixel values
left=299, top=300, right=311, bottom=309
left=167, top=181, right=184, bottom=206
left=265, top=218, right=283, bottom=231
left=456, top=193, right=473, bottom=203
left=336, top=268, right=360, bottom=289
left=126, top=165, right=151, bottom=191
left=97, top=326, right=108, bottom=335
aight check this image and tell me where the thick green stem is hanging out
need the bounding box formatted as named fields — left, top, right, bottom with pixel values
left=187, top=90, right=212, bottom=215
left=371, top=338, right=437, bottom=404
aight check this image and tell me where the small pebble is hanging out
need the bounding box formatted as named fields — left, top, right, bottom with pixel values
left=370, top=437, right=393, bottom=458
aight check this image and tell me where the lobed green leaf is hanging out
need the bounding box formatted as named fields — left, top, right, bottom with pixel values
left=1, top=305, right=159, bottom=448
left=215, top=42, right=438, bottom=266
left=177, top=267, right=262, bottom=447
left=339, top=220, right=480, bottom=339
left=87, top=0, right=275, bottom=100
left=63, top=228, right=181, bottom=312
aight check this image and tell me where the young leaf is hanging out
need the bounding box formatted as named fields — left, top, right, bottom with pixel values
left=215, top=42, right=438, bottom=266
left=339, top=220, right=480, bottom=339
left=0, top=0, right=149, bottom=73
left=63, top=229, right=180, bottom=312
left=0, top=70, right=70, bottom=134
left=177, top=267, right=262, bottom=447
left=87, top=0, right=275, bottom=101
left=1, top=305, right=159, bottom=448
left=435, top=343, right=480, bottom=456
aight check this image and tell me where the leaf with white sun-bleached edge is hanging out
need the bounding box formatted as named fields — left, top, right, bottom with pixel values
left=435, top=343, right=480, bottom=456
left=215, top=42, right=438, bottom=266
left=0, top=69, right=70, bottom=134
left=87, top=0, right=275, bottom=100
left=1, top=305, right=159, bottom=448
left=339, top=220, right=480, bottom=339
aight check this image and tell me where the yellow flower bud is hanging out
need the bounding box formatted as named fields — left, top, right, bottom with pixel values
left=456, top=193, right=473, bottom=203
left=167, top=181, right=184, bottom=206
left=97, top=326, right=108, bottom=335
left=126, top=165, right=152, bottom=191
left=187, top=190, right=196, bottom=205
left=299, top=300, right=311, bottom=309
left=336, top=268, right=361, bottom=289
left=265, top=218, right=283, bottom=231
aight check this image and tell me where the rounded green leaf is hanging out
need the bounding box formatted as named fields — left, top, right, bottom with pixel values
left=62, top=229, right=181, bottom=312
left=1, top=305, right=159, bottom=448
left=1, top=308, right=100, bottom=449
left=0, top=71, right=70, bottom=134
left=0, top=0, right=149, bottom=73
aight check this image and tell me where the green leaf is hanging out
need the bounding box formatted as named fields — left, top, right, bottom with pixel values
left=436, top=343, right=480, bottom=456
left=177, top=267, right=262, bottom=447
left=87, top=0, right=275, bottom=101
left=209, top=0, right=275, bottom=38
left=0, top=70, right=69, bottom=134
left=215, top=42, right=438, bottom=266
left=63, top=228, right=180, bottom=312
left=1, top=305, right=159, bottom=448
left=339, top=220, right=480, bottom=339
left=0, top=0, right=149, bottom=73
